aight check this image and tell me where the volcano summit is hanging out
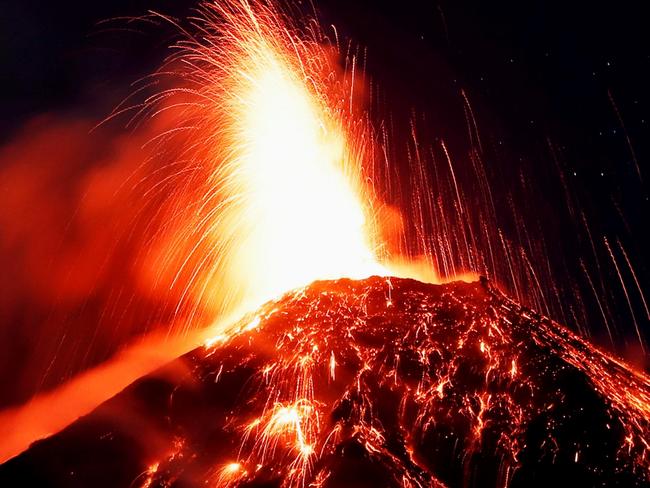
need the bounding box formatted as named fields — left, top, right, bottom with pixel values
left=1, top=277, right=650, bottom=487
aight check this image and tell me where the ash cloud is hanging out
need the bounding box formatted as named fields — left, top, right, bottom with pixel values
left=0, top=109, right=198, bottom=408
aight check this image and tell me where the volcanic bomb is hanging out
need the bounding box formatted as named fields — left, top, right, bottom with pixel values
left=1, top=276, right=650, bottom=487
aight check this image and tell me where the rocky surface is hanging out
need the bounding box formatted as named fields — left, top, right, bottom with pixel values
left=2, top=276, right=650, bottom=487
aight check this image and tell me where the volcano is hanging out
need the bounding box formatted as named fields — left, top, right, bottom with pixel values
left=1, top=276, right=649, bottom=487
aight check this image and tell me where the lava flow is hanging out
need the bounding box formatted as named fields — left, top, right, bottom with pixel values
left=2, top=277, right=650, bottom=487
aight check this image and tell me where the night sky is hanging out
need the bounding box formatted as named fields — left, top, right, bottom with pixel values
left=0, top=0, right=648, bottom=407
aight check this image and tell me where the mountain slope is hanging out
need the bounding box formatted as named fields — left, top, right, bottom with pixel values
left=2, top=276, right=649, bottom=487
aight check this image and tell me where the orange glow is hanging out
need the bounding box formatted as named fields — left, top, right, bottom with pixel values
left=228, top=42, right=384, bottom=303
left=216, top=461, right=246, bottom=486
left=225, top=462, right=241, bottom=473
left=174, top=0, right=387, bottom=339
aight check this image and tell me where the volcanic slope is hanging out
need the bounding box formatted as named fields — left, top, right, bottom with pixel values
left=2, top=276, right=650, bottom=487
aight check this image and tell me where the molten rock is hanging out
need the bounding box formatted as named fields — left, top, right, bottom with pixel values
left=2, top=277, right=650, bottom=487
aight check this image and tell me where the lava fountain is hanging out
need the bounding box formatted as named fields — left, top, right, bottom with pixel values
left=154, top=0, right=388, bottom=324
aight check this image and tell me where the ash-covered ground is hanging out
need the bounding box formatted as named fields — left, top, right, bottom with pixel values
left=2, top=276, right=650, bottom=487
